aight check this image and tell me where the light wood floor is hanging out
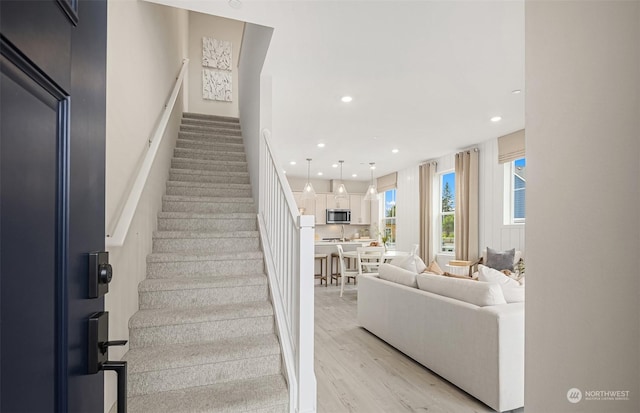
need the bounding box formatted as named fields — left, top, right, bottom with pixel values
left=314, top=280, right=524, bottom=413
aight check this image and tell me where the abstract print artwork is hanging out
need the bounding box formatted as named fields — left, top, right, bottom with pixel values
left=202, top=69, right=232, bottom=102
left=202, top=37, right=233, bottom=102
left=202, top=37, right=232, bottom=71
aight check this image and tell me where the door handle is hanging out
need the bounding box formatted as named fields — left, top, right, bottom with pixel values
left=88, top=311, right=127, bottom=412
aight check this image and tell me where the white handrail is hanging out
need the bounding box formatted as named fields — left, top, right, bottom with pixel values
left=106, top=59, right=189, bottom=248
left=258, top=128, right=317, bottom=413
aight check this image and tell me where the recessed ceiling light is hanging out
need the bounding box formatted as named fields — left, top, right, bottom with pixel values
left=370, top=165, right=376, bottom=170
left=352, top=174, right=358, bottom=178
left=289, top=161, right=296, bottom=165
left=317, top=172, right=323, bottom=176
left=341, top=96, right=353, bottom=103
left=490, top=116, right=502, bottom=122
left=228, top=0, right=242, bottom=9
left=317, top=143, right=325, bottom=148
left=283, top=170, right=287, bottom=174
left=512, top=89, right=522, bottom=94
left=392, top=148, right=399, bottom=154
left=332, top=163, right=338, bottom=168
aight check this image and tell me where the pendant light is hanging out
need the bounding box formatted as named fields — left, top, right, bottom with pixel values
left=363, top=162, right=378, bottom=201
left=333, top=160, right=348, bottom=200
left=302, top=158, right=316, bottom=200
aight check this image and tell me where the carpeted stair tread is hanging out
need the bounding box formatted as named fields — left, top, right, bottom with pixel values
left=166, top=181, right=252, bottom=190
left=182, top=112, right=239, bottom=123
left=157, top=211, right=256, bottom=219
left=129, top=301, right=273, bottom=329
left=127, top=375, right=288, bottom=413
left=139, top=274, right=267, bottom=292
left=124, top=334, right=280, bottom=374
left=153, top=231, right=259, bottom=239
left=147, top=251, right=263, bottom=263
left=169, top=168, right=249, bottom=178
left=176, top=138, right=245, bottom=151
left=173, top=147, right=246, bottom=161
left=163, top=195, right=254, bottom=203
left=180, top=125, right=243, bottom=136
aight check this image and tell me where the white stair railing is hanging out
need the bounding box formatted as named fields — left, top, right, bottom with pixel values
left=258, top=129, right=317, bottom=413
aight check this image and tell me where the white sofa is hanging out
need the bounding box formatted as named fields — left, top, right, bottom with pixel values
left=357, top=271, right=524, bottom=412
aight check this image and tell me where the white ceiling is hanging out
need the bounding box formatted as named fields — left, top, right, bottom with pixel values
left=147, top=0, right=525, bottom=181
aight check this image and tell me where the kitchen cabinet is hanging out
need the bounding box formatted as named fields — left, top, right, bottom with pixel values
left=294, top=192, right=372, bottom=225
left=349, top=194, right=371, bottom=225
left=326, top=194, right=349, bottom=210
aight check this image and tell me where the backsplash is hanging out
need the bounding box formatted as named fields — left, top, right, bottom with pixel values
left=315, top=224, right=375, bottom=241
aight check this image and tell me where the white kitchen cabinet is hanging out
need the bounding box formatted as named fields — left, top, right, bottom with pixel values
left=349, top=194, right=371, bottom=225
left=293, top=192, right=327, bottom=224
left=292, top=192, right=315, bottom=216
left=326, top=194, right=349, bottom=210
left=315, top=195, right=327, bottom=225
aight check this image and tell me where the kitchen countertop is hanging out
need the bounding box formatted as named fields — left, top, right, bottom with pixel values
left=315, top=239, right=376, bottom=246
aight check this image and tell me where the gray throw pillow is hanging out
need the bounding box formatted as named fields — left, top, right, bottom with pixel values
left=485, top=247, right=515, bottom=271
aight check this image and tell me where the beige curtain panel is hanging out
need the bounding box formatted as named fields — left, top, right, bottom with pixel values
left=454, top=150, right=479, bottom=261
left=419, top=162, right=436, bottom=264
left=376, top=172, right=397, bottom=193
left=497, top=129, right=525, bottom=164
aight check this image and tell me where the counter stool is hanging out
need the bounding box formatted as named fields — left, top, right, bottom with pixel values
left=330, top=252, right=340, bottom=284
left=314, top=253, right=328, bottom=286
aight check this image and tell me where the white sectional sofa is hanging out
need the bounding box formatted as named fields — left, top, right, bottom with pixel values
left=357, top=269, right=524, bottom=412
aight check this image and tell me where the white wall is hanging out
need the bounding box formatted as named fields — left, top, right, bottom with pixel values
left=526, top=2, right=639, bottom=412
left=478, top=137, right=525, bottom=254
left=237, top=22, right=274, bottom=201
left=105, top=1, right=188, bottom=411
left=188, top=11, right=244, bottom=117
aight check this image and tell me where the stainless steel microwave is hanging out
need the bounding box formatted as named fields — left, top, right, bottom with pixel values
left=326, top=209, right=351, bottom=224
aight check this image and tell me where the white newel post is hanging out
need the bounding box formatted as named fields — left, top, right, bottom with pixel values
left=297, top=214, right=317, bottom=413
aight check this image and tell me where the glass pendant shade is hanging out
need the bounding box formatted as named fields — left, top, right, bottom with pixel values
left=333, top=160, right=348, bottom=200
left=363, top=162, right=378, bottom=201
left=302, top=158, right=316, bottom=200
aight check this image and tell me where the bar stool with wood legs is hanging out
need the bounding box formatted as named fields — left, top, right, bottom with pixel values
left=330, top=252, right=340, bottom=284
left=314, top=253, right=328, bottom=286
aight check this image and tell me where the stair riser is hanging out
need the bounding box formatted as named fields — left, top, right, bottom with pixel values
left=152, top=237, right=260, bottom=253
left=178, top=132, right=243, bottom=145
left=129, top=354, right=281, bottom=396
left=180, top=125, right=242, bottom=136
left=183, top=113, right=239, bottom=123
left=157, top=218, right=257, bottom=232
left=169, top=171, right=250, bottom=184
left=129, top=316, right=274, bottom=347
left=166, top=186, right=252, bottom=198
left=173, top=148, right=246, bottom=162
left=162, top=200, right=255, bottom=214
left=171, top=159, right=248, bottom=173
left=182, top=119, right=241, bottom=130
left=139, top=284, right=268, bottom=310
left=147, top=258, right=264, bottom=278
left=176, top=139, right=245, bottom=153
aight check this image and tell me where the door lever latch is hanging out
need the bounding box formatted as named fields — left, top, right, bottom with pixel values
left=88, top=311, right=127, bottom=412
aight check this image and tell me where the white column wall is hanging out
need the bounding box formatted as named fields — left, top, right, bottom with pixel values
left=525, top=1, right=639, bottom=412
left=395, top=165, right=420, bottom=252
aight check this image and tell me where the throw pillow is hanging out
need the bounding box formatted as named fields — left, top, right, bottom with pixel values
left=485, top=247, right=516, bottom=271
left=425, top=260, right=444, bottom=275
left=478, top=265, right=524, bottom=303
left=378, top=263, right=418, bottom=288
left=390, top=254, right=427, bottom=274
left=416, top=273, right=507, bottom=306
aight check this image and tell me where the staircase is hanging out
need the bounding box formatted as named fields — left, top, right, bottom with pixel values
left=123, top=113, right=289, bottom=413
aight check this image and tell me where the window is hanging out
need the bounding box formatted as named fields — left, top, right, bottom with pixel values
left=440, top=172, right=455, bottom=253
left=380, top=189, right=396, bottom=247
left=505, top=157, right=526, bottom=224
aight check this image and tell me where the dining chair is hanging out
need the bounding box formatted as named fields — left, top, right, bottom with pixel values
left=336, top=245, right=359, bottom=297
left=356, top=246, right=385, bottom=276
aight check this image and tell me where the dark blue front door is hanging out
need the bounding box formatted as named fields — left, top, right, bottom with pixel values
left=1, top=1, right=107, bottom=411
